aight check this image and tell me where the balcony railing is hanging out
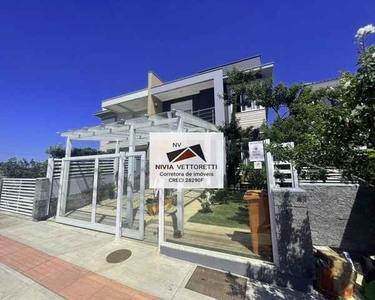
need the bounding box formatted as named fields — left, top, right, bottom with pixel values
left=190, top=107, right=215, bottom=124
left=145, top=107, right=216, bottom=124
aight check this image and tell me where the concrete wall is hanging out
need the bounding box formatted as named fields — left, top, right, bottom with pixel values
left=32, top=178, right=51, bottom=221
left=301, top=184, right=375, bottom=253
left=236, top=108, right=266, bottom=129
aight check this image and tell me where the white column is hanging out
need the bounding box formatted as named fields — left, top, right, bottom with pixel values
left=116, top=153, right=125, bottom=239
left=139, top=153, right=146, bottom=240
left=46, top=158, right=54, bottom=180
left=158, top=188, right=165, bottom=250
left=213, top=69, right=225, bottom=125
left=289, top=142, right=299, bottom=188
left=114, top=139, right=120, bottom=182
left=264, top=139, right=279, bottom=267
left=91, top=158, right=99, bottom=223
left=126, top=126, right=135, bottom=228
left=59, top=137, right=72, bottom=216
left=65, top=138, right=72, bottom=158
left=176, top=117, right=184, bottom=234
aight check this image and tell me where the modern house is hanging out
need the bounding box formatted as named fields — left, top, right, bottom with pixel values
left=94, top=55, right=274, bottom=151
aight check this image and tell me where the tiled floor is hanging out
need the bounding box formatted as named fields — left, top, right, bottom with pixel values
left=0, top=234, right=159, bottom=300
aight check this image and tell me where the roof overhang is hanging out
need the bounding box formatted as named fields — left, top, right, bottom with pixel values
left=101, top=89, right=148, bottom=113
left=151, top=69, right=222, bottom=102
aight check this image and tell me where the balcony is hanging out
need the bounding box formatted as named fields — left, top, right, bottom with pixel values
left=189, top=107, right=216, bottom=124
left=192, top=107, right=215, bottom=124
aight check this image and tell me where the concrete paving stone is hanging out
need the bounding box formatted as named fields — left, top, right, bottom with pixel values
left=58, top=275, right=106, bottom=300
left=96, top=251, right=194, bottom=299
left=90, top=286, right=134, bottom=300
left=5, top=283, right=64, bottom=300
left=131, top=291, right=160, bottom=300
left=57, top=240, right=130, bottom=265
left=38, top=266, right=88, bottom=293
left=0, top=263, right=34, bottom=299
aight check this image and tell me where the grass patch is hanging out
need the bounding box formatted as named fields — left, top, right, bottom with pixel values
left=188, top=200, right=250, bottom=229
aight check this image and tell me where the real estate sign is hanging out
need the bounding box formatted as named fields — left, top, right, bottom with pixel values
left=248, top=141, right=265, bottom=162
left=149, top=132, right=224, bottom=189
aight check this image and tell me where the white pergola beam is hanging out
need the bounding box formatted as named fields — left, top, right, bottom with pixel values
left=127, top=125, right=135, bottom=227
left=60, top=109, right=217, bottom=142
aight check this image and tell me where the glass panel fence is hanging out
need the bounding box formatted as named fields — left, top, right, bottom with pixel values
left=63, top=159, right=96, bottom=222
left=94, top=158, right=117, bottom=226
left=163, top=187, right=273, bottom=262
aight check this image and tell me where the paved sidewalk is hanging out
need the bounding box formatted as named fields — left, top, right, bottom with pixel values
left=0, top=213, right=212, bottom=300
left=0, top=213, right=331, bottom=300
left=0, top=235, right=158, bottom=300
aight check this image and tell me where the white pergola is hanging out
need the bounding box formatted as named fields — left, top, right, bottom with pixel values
left=58, top=109, right=218, bottom=239
left=61, top=109, right=218, bottom=148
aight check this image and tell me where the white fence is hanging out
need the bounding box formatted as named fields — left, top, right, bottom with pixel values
left=268, top=142, right=344, bottom=187
left=0, top=178, right=36, bottom=216
left=298, top=168, right=343, bottom=184
left=273, top=161, right=299, bottom=188
left=49, top=158, right=136, bottom=179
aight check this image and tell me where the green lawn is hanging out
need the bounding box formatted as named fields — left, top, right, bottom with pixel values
left=188, top=200, right=250, bottom=229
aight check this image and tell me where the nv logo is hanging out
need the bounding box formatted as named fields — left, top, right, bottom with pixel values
left=167, top=144, right=206, bottom=163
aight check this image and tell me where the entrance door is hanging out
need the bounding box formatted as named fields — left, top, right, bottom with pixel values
left=56, top=152, right=146, bottom=240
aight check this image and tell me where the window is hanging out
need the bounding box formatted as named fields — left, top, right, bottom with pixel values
left=170, top=100, right=193, bottom=114
left=240, top=94, right=262, bottom=112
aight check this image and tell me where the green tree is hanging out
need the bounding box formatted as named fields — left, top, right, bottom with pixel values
left=218, top=117, right=260, bottom=187
left=0, top=158, right=47, bottom=178
left=220, top=68, right=265, bottom=187
left=46, top=144, right=104, bottom=158
left=253, top=24, right=375, bottom=186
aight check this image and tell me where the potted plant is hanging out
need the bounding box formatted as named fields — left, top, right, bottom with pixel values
left=241, top=162, right=270, bottom=255
left=151, top=197, right=159, bottom=215
left=146, top=198, right=154, bottom=216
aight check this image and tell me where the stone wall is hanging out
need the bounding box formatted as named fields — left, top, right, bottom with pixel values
left=272, top=188, right=314, bottom=292
left=301, top=184, right=375, bottom=253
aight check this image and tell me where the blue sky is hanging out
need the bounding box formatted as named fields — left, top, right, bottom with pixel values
left=0, top=0, right=374, bottom=161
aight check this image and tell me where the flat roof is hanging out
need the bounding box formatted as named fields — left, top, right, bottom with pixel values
left=198, top=54, right=261, bottom=73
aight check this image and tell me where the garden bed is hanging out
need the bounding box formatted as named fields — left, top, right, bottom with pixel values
left=188, top=199, right=250, bottom=229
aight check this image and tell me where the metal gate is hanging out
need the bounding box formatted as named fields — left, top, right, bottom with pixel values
left=0, top=178, right=36, bottom=216
left=56, top=152, right=146, bottom=240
